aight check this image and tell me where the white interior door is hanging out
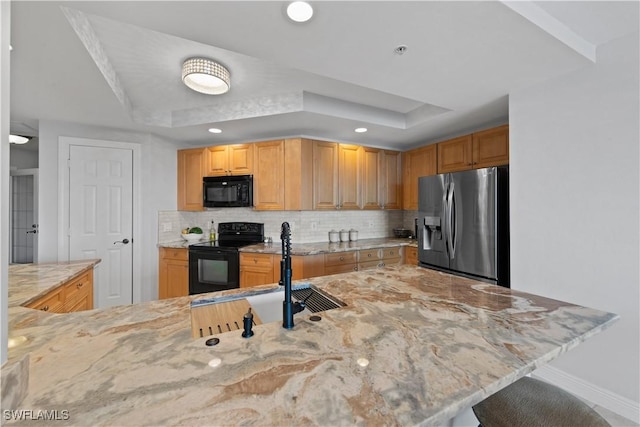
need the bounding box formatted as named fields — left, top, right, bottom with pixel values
left=69, top=145, right=133, bottom=308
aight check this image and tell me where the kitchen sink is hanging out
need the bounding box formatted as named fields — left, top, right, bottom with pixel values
left=190, top=284, right=345, bottom=337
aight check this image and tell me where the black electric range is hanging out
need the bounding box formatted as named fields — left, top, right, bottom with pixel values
left=188, top=222, right=264, bottom=295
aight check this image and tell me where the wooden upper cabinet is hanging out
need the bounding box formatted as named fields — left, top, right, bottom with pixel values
left=402, top=144, right=437, bottom=210
left=253, top=140, right=285, bottom=210
left=437, top=135, right=473, bottom=173
left=361, top=148, right=402, bottom=210
left=205, top=144, right=253, bottom=176
left=438, top=125, right=509, bottom=173
left=177, top=147, right=206, bottom=211
left=381, top=150, right=402, bottom=210
left=361, top=147, right=381, bottom=210
left=472, top=125, right=509, bottom=169
left=338, top=144, right=362, bottom=210
left=313, top=140, right=339, bottom=210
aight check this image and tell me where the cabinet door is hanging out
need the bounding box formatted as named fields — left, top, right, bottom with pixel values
left=473, top=125, right=509, bottom=169
left=361, top=147, right=381, bottom=210
left=338, top=144, right=362, bottom=210
left=228, top=144, right=254, bottom=175
left=158, top=248, right=189, bottom=299
left=206, top=146, right=229, bottom=176
left=405, top=247, right=418, bottom=265
left=177, top=148, right=206, bottom=211
left=253, top=140, right=285, bottom=210
left=402, top=145, right=437, bottom=210
left=381, top=150, right=402, bottom=210
left=313, top=141, right=339, bottom=210
left=437, top=135, right=473, bottom=173
left=240, top=253, right=274, bottom=287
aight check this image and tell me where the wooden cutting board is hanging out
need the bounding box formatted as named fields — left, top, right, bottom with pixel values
left=191, top=299, right=263, bottom=338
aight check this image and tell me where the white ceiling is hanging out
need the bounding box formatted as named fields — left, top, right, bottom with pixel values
left=9, top=1, right=639, bottom=151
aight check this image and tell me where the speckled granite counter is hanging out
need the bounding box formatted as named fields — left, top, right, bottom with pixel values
left=158, top=237, right=417, bottom=254
left=3, top=264, right=617, bottom=426
left=240, top=237, right=416, bottom=255
left=8, top=260, right=101, bottom=308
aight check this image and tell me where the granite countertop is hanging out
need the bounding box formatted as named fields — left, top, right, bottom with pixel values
left=8, top=260, right=101, bottom=308
left=158, top=237, right=418, bottom=254
left=3, top=264, right=617, bottom=426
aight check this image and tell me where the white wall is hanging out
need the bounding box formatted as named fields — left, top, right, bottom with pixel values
left=9, top=143, right=38, bottom=169
left=510, top=31, right=639, bottom=407
left=38, top=120, right=177, bottom=302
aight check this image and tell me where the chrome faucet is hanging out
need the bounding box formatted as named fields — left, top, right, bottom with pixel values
left=280, top=222, right=305, bottom=329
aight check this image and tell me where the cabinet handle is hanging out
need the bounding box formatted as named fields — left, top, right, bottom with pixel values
left=354, top=266, right=358, bottom=271
left=77, top=282, right=83, bottom=288
left=253, top=258, right=258, bottom=263
left=339, top=256, right=345, bottom=261
left=42, top=305, right=49, bottom=311
left=367, top=253, right=372, bottom=258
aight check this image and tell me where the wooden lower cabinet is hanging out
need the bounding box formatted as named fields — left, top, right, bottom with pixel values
left=158, top=248, right=189, bottom=299
left=405, top=246, right=418, bottom=265
left=26, top=269, right=94, bottom=313
left=63, top=270, right=93, bottom=312
left=238, top=246, right=407, bottom=288
left=240, top=253, right=275, bottom=288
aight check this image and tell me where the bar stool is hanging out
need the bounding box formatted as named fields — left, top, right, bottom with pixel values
left=472, top=376, right=610, bottom=427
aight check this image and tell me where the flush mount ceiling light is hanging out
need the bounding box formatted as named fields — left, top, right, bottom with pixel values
left=9, top=134, right=30, bottom=144
left=208, top=128, right=222, bottom=134
left=287, top=1, right=313, bottom=22
left=355, top=127, right=368, bottom=133
left=182, top=58, right=230, bottom=95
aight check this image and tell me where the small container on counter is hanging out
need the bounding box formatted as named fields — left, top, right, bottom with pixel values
left=328, top=230, right=339, bottom=243
left=340, top=229, right=349, bottom=242
left=349, top=229, right=358, bottom=241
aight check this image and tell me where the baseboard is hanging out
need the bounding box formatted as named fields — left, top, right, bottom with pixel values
left=533, top=365, right=639, bottom=424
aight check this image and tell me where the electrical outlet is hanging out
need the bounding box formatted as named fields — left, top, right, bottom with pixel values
left=310, top=221, right=318, bottom=230
left=368, top=221, right=374, bottom=228
left=162, top=222, right=172, bottom=232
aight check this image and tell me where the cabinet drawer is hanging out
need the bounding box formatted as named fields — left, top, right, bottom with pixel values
left=160, top=247, right=188, bottom=261
left=358, top=249, right=380, bottom=261
left=64, top=272, right=91, bottom=309
left=27, top=288, right=65, bottom=313
left=325, top=251, right=357, bottom=267
left=359, top=260, right=382, bottom=271
left=380, top=247, right=401, bottom=259
left=240, top=253, right=273, bottom=269
left=324, top=263, right=358, bottom=275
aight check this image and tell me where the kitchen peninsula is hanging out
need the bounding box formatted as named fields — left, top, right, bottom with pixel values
left=4, top=264, right=617, bottom=426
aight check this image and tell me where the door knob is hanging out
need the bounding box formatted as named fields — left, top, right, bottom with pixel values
left=113, top=238, right=130, bottom=245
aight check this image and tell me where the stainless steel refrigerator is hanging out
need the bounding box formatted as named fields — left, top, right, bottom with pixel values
left=417, top=166, right=510, bottom=287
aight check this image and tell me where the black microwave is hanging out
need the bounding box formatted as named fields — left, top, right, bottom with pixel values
left=203, top=175, right=253, bottom=208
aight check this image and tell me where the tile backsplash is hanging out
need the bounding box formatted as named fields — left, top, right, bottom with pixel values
left=158, top=209, right=419, bottom=244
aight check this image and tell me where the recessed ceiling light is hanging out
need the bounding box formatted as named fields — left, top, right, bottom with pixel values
left=287, top=1, right=313, bottom=23
left=208, top=128, right=222, bottom=134
left=355, top=127, right=368, bottom=133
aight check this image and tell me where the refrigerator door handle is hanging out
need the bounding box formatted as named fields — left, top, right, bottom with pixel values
left=447, top=182, right=456, bottom=259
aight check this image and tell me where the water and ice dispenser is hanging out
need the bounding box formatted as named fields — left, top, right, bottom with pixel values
left=422, top=216, right=442, bottom=250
